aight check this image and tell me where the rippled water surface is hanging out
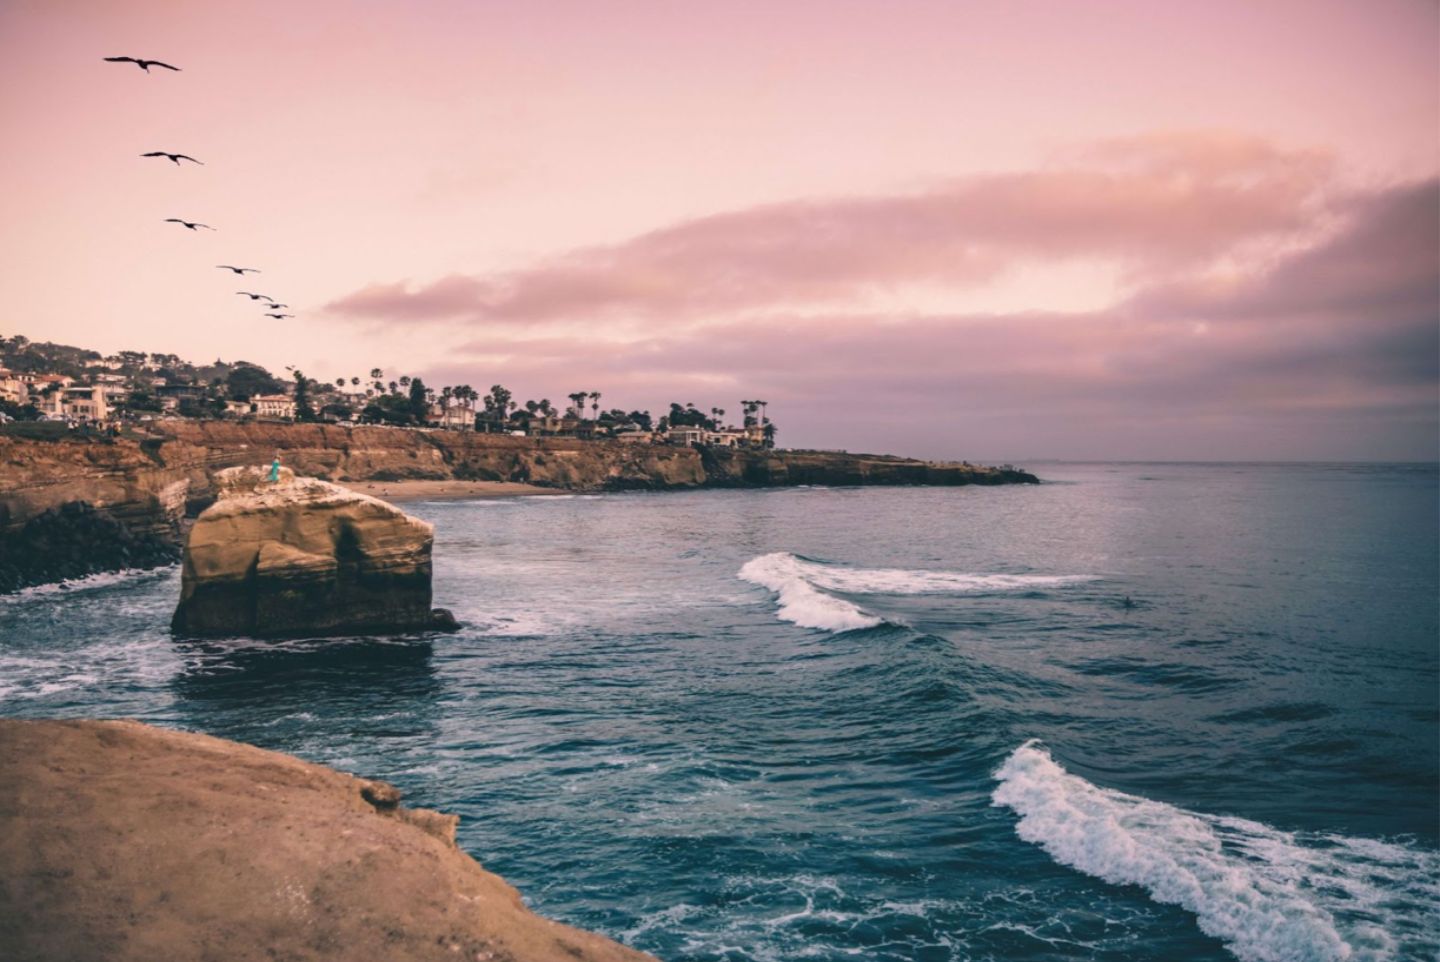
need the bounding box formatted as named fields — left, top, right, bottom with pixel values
left=3, top=462, right=1437, bottom=961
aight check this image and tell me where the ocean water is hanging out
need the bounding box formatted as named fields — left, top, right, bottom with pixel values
left=2, top=462, right=1437, bottom=961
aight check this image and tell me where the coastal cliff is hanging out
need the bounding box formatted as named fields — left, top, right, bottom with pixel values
left=0, top=423, right=1037, bottom=592
left=0, top=718, right=655, bottom=962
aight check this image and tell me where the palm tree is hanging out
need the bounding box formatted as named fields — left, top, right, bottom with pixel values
left=589, top=391, right=601, bottom=421
left=568, top=392, right=588, bottom=419
left=335, top=378, right=345, bottom=389
left=456, top=385, right=476, bottom=428
left=440, top=386, right=454, bottom=426
left=399, top=376, right=411, bottom=389
left=388, top=381, right=398, bottom=395
left=350, top=377, right=360, bottom=388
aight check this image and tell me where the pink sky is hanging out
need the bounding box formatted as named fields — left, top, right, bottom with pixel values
left=1, top=0, right=1435, bottom=459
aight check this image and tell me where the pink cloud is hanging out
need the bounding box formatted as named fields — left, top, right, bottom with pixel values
left=326, top=133, right=1336, bottom=326
left=410, top=177, right=1437, bottom=460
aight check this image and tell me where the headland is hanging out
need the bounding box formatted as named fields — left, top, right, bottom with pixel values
left=0, top=421, right=1038, bottom=593
left=0, top=717, right=655, bottom=962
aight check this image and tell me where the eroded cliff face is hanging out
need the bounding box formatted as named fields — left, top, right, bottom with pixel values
left=0, top=718, right=656, bottom=962
left=0, top=423, right=1036, bottom=592
left=0, top=433, right=205, bottom=591
left=172, top=465, right=454, bottom=638
left=151, top=420, right=711, bottom=490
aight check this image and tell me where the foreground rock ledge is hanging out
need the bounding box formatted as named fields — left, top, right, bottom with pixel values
left=0, top=719, right=654, bottom=962
left=172, top=465, right=457, bottom=638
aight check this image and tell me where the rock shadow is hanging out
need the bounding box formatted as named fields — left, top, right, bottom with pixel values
left=169, top=637, right=442, bottom=750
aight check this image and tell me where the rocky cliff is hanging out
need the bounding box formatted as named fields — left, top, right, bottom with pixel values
left=0, top=718, right=655, bottom=962
left=0, top=423, right=1037, bottom=592
left=172, top=466, right=457, bottom=638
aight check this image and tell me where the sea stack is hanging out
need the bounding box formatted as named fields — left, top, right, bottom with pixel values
left=171, top=465, right=457, bottom=638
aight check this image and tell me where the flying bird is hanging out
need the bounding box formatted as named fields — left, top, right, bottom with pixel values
left=164, top=218, right=214, bottom=231
left=264, top=313, right=294, bottom=319
left=218, top=265, right=260, bottom=275
left=142, top=151, right=203, bottom=165
left=265, top=302, right=289, bottom=309
left=236, top=291, right=272, bottom=300
left=103, top=56, right=180, bottom=73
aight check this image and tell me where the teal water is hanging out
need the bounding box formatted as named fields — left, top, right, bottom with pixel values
left=2, top=462, right=1437, bottom=961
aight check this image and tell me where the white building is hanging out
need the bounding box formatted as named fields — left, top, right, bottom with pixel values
left=251, top=394, right=296, bottom=419
left=667, top=427, right=707, bottom=446
left=62, top=385, right=111, bottom=422
left=0, top=369, right=25, bottom=404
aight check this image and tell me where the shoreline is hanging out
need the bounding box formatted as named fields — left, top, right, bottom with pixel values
left=0, top=719, right=654, bottom=962
left=336, top=479, right=562, bottom=501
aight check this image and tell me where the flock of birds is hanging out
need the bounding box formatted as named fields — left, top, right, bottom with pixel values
left=108, top=55, right=295, bottom=321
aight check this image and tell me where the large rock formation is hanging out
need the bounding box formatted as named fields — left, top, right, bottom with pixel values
left=171, top=465, right=455, bottom=638
left=0, top=718, right=654, bottom=962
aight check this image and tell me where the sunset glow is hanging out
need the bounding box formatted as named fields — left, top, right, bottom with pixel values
left=2, top=0, right=1435, bottom=459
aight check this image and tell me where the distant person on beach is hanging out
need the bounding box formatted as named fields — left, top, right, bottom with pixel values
left=268, top=453, right=281, bottom=483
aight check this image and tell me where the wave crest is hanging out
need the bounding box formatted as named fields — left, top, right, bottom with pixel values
left=737, top=553, right=1093, bottom=633
left=992, top=740, right=1440, bottom=962
left=737, top=553, right=883, bottom=632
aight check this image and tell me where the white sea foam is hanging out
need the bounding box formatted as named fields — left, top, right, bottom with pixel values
left=737, top=552, right=1092, bottom=632
left=992, top=740, right=1440, bottom=962
left=737, top=553, right=882, bottom=632
left=0, top=637, right=182, bottom=702
left=1, top=566, right=177, bottom=603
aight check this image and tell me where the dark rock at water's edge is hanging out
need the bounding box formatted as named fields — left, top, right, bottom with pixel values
left=696, top=446, right=1040, bottom=488
left=0, top=718, right=655, bottom=962
left=428, top=606, right=461, bottom=632
left=0, top=501, right=180, bottom=593
left=0, top=424, right=1039, bottom=593
left=171, top=465, right=455, bottom=639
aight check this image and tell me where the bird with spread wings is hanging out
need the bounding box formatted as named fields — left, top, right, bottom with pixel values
left=142, top=151, right=203, bottom=165
left=104, top=56, right=180, bottom=73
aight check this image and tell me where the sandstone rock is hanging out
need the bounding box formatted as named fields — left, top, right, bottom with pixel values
left=171, top=465, right=454, bottom=638
left=0, top=718, right=655, bottom=962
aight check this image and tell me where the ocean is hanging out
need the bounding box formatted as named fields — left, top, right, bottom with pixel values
left=2, top=461, right=1437, bottom=961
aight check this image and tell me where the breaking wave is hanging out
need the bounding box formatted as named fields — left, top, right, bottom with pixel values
left=737, top=552, right=1093, bottom=632
left=1, top=566, right=176, bottom=604
left=992, top=741, right=1440, bottom=962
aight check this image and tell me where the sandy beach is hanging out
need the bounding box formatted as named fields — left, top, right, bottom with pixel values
left=337, top=479, right=562, bottom=501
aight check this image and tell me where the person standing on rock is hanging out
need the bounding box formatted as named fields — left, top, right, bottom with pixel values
left=268, top=453, right=281, bottom=483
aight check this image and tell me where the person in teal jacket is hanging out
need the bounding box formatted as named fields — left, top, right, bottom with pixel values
left=268, top=453, right=281, bottom=483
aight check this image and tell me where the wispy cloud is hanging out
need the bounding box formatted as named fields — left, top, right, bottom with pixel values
left=326, top=132, right=1336, bottom=328
left=324, top=133, right=1434, bottom=459
left=410, top=175, right=1437, bottom=460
